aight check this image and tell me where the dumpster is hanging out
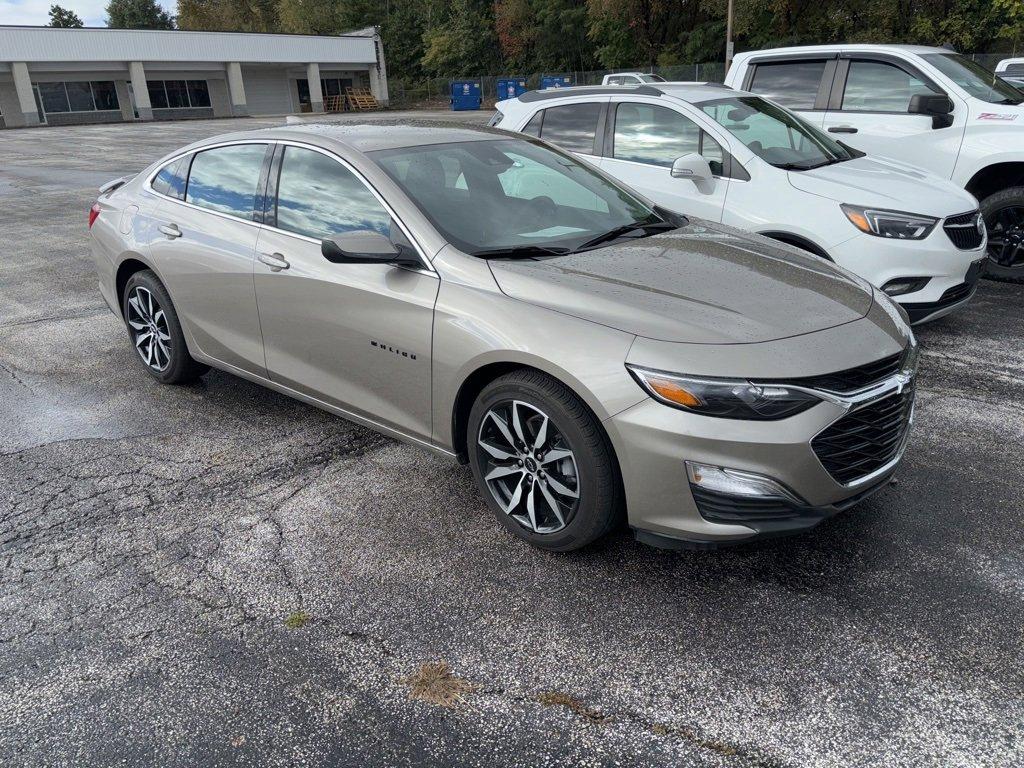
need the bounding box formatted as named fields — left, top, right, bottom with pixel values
left=496, top=77, right=528, bottom=100
left=450, top=80, right=482, bottom=111
left=540, top=74, right=574, bottom=90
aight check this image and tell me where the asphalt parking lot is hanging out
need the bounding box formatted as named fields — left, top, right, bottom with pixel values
left=1, top=111, right=1023, bottom=768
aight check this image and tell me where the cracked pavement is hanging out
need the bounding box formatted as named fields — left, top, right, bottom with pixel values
left=1, top=113, right=1023, bottom=767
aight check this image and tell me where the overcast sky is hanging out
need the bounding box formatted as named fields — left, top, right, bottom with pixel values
left=0, top=0, right=177, bottom=27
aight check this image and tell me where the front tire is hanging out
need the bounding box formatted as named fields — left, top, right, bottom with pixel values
left=467, top=370, right=622, bottom=551
left=981, top=186, right=1024, bottom=283
left=122, top=270, right=208, bottom=384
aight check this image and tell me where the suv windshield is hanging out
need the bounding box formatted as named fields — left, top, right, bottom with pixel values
left=639, top=74, right=666, bottom=83
left=921, top=53, right=1024, bottom=104
left=370, top=138, right=666, bottom=256
left=700, top=95, right=855, bottom=170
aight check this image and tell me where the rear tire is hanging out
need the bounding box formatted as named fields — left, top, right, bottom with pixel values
left=122, top=270, right=208, bottom=385
left=980, top=186, right=1024, bottom=283
left=467, top=369, right=622, bottom=551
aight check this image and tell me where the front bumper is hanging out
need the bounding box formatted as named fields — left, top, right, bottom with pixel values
left=829, top=232, right=985, bottom=323
left=900, top=258, right=986, bottom=323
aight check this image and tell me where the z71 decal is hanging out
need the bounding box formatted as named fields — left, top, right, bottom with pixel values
left=978, top=113, right=1018, bottom=121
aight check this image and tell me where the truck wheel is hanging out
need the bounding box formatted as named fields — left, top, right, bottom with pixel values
left=981, top=187, right=1024, bottom=283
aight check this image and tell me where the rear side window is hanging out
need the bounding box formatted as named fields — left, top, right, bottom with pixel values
left=748, top=60, right=828, bottom=109
left=151, top=156, right=189, bottom=200
left=522, top=111, right=543, bottom=137
left=538, top=102, right=602, bottom=154
left=185, top=144, right=267, bottom=220
left=842, top=60, right=939, bottom=112
left=612, top=103, right=724, bottom=173
left=274, top=146, right=391, bottom=239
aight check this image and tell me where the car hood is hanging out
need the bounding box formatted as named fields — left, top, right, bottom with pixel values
left=487, top=220, right=874, bottom=344
left=787, top=156, right=977, bottom=216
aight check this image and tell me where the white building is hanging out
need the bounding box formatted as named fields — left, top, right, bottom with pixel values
left=0, top=25, right=388, bottom=128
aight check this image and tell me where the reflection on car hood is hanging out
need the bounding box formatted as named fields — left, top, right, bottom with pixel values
left=787, top=156, right=977, bottom=215
left=488, top=220, right=874, bottom=344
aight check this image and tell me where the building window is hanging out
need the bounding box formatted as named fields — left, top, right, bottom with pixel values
left=298, top=77, right=353, bottom=107
left=147, top=80, right=212, bottom=110
left=35, top=81, right=120, bottom=113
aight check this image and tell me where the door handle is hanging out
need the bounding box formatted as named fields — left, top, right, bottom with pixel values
left=827, top=125, right=858, bottom=134
left=158, top=223, right=182, bottom=238
left=258, top=252, right=290, bottom=272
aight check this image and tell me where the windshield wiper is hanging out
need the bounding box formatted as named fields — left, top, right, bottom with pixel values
left=472, top=244, right=572, bottom=259
left=575, top=220, right=677, bottom=251
left=996, top=98, right=1023, bottom=105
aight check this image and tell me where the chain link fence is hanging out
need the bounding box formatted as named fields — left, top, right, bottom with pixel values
left=387, top=52, right=1014, bottom=110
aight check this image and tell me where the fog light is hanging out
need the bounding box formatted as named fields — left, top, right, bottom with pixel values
left=686, top=461, right=802, bottom=502
left=882, top=277, right=930, bottom=297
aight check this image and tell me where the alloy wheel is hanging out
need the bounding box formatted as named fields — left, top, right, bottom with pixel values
left=126, top=286, right=172, bottom=372
left=476, top=400, right=580, bottom=534
left=986, top=205, right=1024, bottom=269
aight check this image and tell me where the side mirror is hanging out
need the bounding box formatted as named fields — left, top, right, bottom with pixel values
left=670, top=153, right=713, bottom=183
left=321, top=230, right=419, bottom=267
left=909, top=94, right=955, bottom=129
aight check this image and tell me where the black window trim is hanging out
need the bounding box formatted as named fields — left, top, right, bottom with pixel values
left=602, top=100, right=748, bottom=180
left=828, top=53, right=946, bottom=114
left=742, top=54, right=838, bottom=112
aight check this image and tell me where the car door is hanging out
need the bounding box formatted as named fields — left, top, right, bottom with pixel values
left=253, top=143, right=439, bottom=441
left=148, top=142, right=271, bottom=377
left=599, top=100, right=730, bottom=221
left=820, top=56, right=961, bottom=178
left=742, top=56, right=835, bottom=128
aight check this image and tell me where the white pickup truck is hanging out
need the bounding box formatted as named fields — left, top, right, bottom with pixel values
left=726, top=45, right=1024, bottom=282
left=601, top=72, right=666, bottom=85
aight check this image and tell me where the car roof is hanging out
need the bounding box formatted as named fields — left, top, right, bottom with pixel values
left=185, top=120, right=511, bottom=155
left=512, top=82, right=739, bottom=106
left=733, top=43, right=951, bottom=60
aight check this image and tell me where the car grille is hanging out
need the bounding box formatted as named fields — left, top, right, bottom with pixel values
left=811, top=385, right=915, bottom=485
left=775, top=352, right=904, bottom=394
left=943, top=211, right=984, bottom=250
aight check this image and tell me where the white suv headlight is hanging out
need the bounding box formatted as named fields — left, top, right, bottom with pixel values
left=841, top=204, right=938, bottom=240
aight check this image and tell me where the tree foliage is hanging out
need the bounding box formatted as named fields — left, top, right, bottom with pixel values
left=170, top=0, right=1021, bottom=80
left=48, top=4, right=84, bottom=27
left=105, top=0, right=175, bottom=29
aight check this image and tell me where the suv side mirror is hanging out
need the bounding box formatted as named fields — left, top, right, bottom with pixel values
left=321, top=230, right=420, bottom=267
left=670, top=153, right=713, bottom=183
left=909, top=94, right=955, bottom=129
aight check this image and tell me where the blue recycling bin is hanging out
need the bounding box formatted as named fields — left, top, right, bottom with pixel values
left=496, top=77, right=527, bottom=100
left=450, top=80, right=482, bottom=111
left=540, top=74, right=574, bottom=90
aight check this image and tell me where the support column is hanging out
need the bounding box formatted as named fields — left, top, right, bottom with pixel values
left=226, top=62, right=247, bottom=116
left=11, top=62, right=40, bottom=126
left=368, top=29, right=389, bottom=106
left=306, top=62, right=324, bottom=113
left=129, top=61, right=152, bottom=121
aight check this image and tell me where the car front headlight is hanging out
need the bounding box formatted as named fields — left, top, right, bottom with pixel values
left=841, top=204, right=938, bottom=240
left=626, top=366, right=821, bottom=420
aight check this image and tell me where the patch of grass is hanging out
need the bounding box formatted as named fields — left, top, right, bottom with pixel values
left=284, top=610, right=311, bottom=630
left=403, top=662, right=473, bottom=707
left=535, top=691, right=612, bottom=725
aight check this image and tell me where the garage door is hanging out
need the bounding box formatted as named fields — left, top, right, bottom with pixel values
left=240, top=67, right=293, bottom=116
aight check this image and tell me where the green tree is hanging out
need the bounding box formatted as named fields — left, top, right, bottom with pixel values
left=421, top=0, right=500, bottom=75
left=177, top=0, right=278, bottom=32
left=105, top=0, right=175, bottom=29
left=48, top=4, right=84, bottom=27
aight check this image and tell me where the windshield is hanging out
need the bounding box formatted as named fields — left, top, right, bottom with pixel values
left=700, top=95, right=855, bottom=170
left=639, top=74, right=666, bottom=83
left=921, top=53, right=1024, bottom=104
left=370, top=138, right=662, bottom=255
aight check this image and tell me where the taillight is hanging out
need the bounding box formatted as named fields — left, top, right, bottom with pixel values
left=88, top=202, right=101, bottom=229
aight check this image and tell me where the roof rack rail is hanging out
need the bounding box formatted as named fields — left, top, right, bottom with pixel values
left=519, top=85, right=663, bottom=102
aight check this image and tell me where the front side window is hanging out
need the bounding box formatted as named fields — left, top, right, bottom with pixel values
left=921, top=53, right=1024, bottom=104
left=185, top=144, right=267, bottom=219
left=275, top=146, right=391, bottom=240
left=748, top=60, right=828, bottom=110
left=538, top=102, right=602, bottom=154
left=842, top=61, right=939, bottom=112
left=613, top=102, right=724, bottom=173
left=701, top=96, right=853, bottom=170
left=371, top=138, right=656, bottom=255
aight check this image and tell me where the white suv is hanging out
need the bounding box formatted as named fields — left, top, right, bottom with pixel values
left=494, top=84, right=986, bottom=323
left=725, top=44, right=1024, bottom=282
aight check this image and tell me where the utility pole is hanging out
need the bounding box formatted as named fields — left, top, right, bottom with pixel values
left=725, top=0, right=735, bottom=75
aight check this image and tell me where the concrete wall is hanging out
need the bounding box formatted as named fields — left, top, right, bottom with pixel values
left=0, top=77, right=20, bottom=128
